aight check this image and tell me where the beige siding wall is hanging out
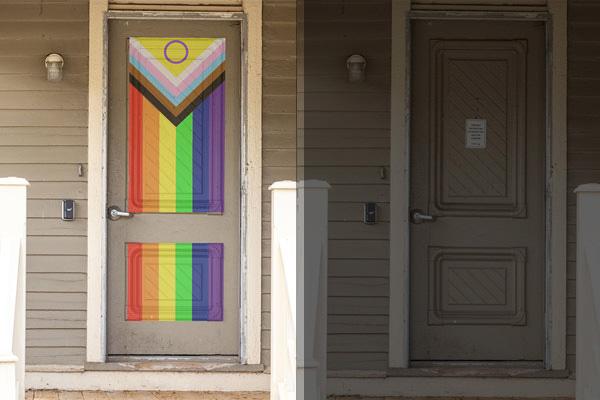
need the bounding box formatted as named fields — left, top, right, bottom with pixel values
left=0, top=1, right=89, bottom=364
left=0, top=0, right=575, bottom=375
left=412, top=0, right=547, bottom=11
left=567, top=0, right=600, bottom=374
left=303, top=0, right=571, bottom=373
left=261, top=0, right=297, bottom=366
left=0, top=0, right=290, bottom=368
left=302, top=0, right=391, bottom=370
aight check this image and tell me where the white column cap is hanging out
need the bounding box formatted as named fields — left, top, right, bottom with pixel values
left=574, top=183, right=600, bottom=193
left=269, top=180, right=297, bottom=190
left=0, top=178, right=29, bottom=187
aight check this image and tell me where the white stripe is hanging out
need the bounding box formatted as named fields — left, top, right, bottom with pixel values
left=129, top=38, right=225, bottom=87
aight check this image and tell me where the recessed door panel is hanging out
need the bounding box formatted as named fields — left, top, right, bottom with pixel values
left=410, top=20, right=546, bottom=361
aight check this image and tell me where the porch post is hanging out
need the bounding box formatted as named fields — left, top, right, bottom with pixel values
left=298, top=180, right=330, bottom=400
left=0, top=177, right=29, bottom=400
left=270, top=181, right=297, bottom=400
left=575, top=183, right=600, bottom=399
left=270, top=180, right=330, bottom=400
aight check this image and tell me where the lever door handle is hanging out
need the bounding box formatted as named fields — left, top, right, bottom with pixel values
left=108, top=206, right=132, bottom=221
left=410, top=209, right=436, bottom=224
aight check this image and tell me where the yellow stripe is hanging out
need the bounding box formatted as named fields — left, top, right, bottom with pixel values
left=158, top=243, right=176, bottom=321
left=158, top=114, right=177, bottom=212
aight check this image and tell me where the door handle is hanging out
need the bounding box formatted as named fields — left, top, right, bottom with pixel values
left=108, top=206, right=132, bottom=221
left=410, top=208, right=436, bottom=224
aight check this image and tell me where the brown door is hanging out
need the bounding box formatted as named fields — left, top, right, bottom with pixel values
left=106, top=19, right=241, bottom=356
left=410, top=20, right=546, bottom=361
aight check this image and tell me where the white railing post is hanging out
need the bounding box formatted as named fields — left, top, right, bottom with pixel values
left=297, top=180, right=329, bottom=400
left=270, top=179, right=329, bottom=400
left=575, top=184, right=600, bottom=399
left=0, top=177, right=29, bottom=400
left=270, top=181, right=297, bottom=400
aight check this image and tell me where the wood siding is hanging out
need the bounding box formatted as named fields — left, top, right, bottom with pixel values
left=0, top=0, right=575, bottom=375
left=411, top=0, right=547, bottom=11
left=0, top=0, right=289, bottom=367
left=0, top=1, right=89, bottom=365
left=567, top=0, right=600, bottom=374
left=303, top=0, right=391, bottom=370
left=261, top=0, right=297, bottom=366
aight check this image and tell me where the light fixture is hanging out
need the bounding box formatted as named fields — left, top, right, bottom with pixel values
left=346, top=54, right=367, bottom=83
left=44, top=53, right=64, bottom=82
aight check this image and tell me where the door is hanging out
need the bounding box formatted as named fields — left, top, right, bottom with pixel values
left=107, top=19, right=241, bottom=356
left=410, top=20, right=546, bottom=361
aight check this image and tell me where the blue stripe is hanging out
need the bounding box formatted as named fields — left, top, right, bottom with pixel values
left=192, top=243, right=209, bottom=321
left=129, top=54, right=225, bottom=105
left=192, top=101, right=211, bottom=212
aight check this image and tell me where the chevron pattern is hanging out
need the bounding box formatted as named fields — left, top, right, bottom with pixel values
left=127, top=37, right=226, bottom=214
left=129, top=37, right=226, bottom=125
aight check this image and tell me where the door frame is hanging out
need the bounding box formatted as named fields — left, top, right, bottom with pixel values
left=388, top=1, right=567, bottom=370
left=86, top=1, right=263, bottom=365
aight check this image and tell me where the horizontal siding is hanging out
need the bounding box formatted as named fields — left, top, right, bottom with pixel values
left=303, top=0, right=391, bottom=371
left=0, top=2, right=89, bottom=365
left=261, top=0, right=297, bottom=367
left=566, top=0, right=600, bottom=375
left=412, top=0, right=547, bottom=11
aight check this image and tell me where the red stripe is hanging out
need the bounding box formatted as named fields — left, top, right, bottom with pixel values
left=128, top=84, right=144, bottom=212
left=127, top=243, right=143, bottom=320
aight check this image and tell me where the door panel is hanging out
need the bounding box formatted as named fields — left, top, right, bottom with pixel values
left=107, top=19, right=240, bottom=356
left=410, top=20, right=546, bottom=361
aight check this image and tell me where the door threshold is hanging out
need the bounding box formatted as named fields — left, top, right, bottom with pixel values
left=387, top=361, right=569, bottom=379
left=411, top=360, right=544, bottom=369
left=85, top=356, right=264, bottom=373
left=107, top=355, right=239, bottom=363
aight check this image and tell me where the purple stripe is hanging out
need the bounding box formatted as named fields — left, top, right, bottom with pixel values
left=208, top=243, right=224, bottom=321
left=209, top=82, right=225, bottom=213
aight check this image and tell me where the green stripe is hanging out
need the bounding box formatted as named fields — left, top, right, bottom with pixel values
left=176, top=113, right=194, bottom=212
left=175, top=243, right=193, bottom=321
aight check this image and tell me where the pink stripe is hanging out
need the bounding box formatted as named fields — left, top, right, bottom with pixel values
left=177, top=43, right=225, bottom=89
left=130, top=43, right=225, bottom=98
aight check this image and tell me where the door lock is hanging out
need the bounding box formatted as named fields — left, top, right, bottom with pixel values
left=410, top=208, right=436, bottom=224
left=108, top=206, right=132, bottom=221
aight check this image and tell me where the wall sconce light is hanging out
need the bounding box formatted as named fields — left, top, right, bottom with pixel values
left=346, top=54, right=367, bottom=83
left=44, top=53, right=64, bottom=82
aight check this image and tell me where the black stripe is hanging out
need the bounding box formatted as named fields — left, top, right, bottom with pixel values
left=129, top=72, right=225, bottom=126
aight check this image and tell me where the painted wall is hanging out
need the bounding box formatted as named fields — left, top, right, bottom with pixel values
left=0, top=0, right=576, bottom=376
left=303, top=0, right=392, bottom=370
left=0, top=1, right=89, bottom=365
left=567, top=0, right=600, bottom=374
left=0, top=0, right=291, bottom=367
left=261, top=0, right=297, bottom=366
left=302, top=0, right=572, bottom=374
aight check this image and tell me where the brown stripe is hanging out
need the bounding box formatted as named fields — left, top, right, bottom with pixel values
left=128, top=64, right=226, bottom=117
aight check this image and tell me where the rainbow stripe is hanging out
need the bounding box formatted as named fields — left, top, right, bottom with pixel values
left=128, top=37, right=225, bottom=213
left=127, top=243, right=224, bottom=321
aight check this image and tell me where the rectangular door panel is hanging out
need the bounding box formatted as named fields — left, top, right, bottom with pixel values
left=430, top=41, right=526, bottom=217
left=127, top=243, right=223, bottom=322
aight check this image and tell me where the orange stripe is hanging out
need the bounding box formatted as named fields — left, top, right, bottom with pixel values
left=141, top=243, right=159, bottom=320
left=142, top=97, right=160, bottom=212
left=127, top=243, right=142, bottom=320
left=128, top=84, right=143, bottom=212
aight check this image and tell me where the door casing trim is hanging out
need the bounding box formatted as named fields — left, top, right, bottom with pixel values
left=388, top=3, right=567, bottom=370
left=86, top=2, right=263, bottom=365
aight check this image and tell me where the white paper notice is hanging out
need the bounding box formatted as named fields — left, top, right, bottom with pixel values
left=465, top=119, right=487, bottom=149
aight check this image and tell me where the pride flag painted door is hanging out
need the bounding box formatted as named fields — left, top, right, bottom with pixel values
left=107, top=20, right=241, bottom=356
